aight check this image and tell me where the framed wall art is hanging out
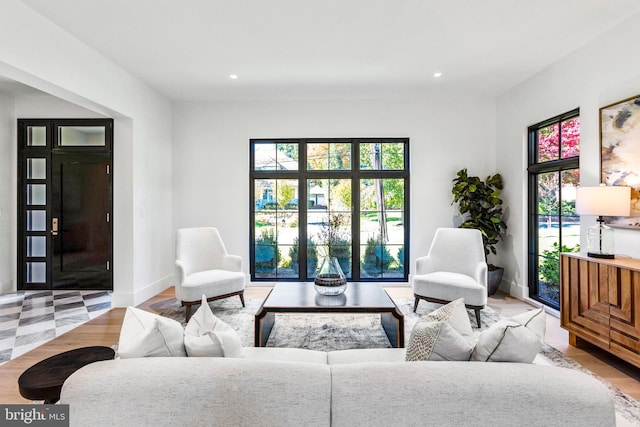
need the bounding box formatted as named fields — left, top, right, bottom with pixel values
left=600, top=93, right=640, bottom=228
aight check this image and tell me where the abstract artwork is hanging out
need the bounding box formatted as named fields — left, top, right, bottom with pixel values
left=600, top=94, right=640, bottom=228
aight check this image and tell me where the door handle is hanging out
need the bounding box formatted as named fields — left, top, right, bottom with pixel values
left=52, top=217, right=58, bottom=236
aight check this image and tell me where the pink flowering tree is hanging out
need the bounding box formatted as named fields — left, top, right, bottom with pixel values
left=537, top=118, right=580, bottom=216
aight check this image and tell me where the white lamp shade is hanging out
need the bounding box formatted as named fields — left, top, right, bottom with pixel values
left=576, top=185, right=631, bottom=217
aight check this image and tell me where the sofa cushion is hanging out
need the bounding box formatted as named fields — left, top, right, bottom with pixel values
left=243, top=347, right=328, bottom=364
left=184, top=295, right=243, bottom=357
left=327, top=348, right=406, bottom=364
left=117, top=307, right=186, bottom=358
left=471, top=319, right=541, bottom=362
left=329, top=362, right=615, bottom=427
left=405, top=320, right=473, bottom=361
left=61, top=357, right=332, bottom=427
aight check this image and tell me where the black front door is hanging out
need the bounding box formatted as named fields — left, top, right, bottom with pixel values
left=51, top=153, right=111, bottom=289
left=18, top=119, right=113, bottom=290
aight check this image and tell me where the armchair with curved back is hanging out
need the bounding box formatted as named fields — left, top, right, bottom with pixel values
left=412, top=227, right=487, bottom=327
left=175, top=227, right=245, bottom=321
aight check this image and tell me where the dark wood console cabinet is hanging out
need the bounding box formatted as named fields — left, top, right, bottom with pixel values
left=560, top=252, right=640, bottom=368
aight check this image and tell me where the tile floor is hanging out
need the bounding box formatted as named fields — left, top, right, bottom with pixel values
left=0, top=290, right=111, bottom=364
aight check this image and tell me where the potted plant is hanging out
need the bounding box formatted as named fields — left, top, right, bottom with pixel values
left=451, top=168, right=508, bottom=295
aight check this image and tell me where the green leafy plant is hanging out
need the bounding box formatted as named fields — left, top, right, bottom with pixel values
left=255, top=229, right=281, bottom=273
left=362, top=236, right=393, bottom=275
left=397, top=245, right=405, bottom=270
left=539, top=242, right=580, bottom=286
left=451, top=168, right=507, bottom=261
left=289, top=237, right=318, bottom=275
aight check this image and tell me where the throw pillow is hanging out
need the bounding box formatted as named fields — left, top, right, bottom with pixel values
left=508, top=307, right=546, bottom=342
left=471, top=319, right=541, bottom=363
left=423, top=298, right=474, bottom=345
left=184, top=295, right=244, bottom=357
left=405, top=320, right=474, bottom=362
left=118, top=306, right=186, bottom=358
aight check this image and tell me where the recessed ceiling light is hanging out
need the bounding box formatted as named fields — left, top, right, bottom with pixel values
left=229, top=74, right=238, bottom=80
left=433, top=72, right=443, bottom=78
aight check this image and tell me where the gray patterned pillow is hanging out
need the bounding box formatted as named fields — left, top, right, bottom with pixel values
left=405, top=320, right=474, bottom=362
left=423, top=298, right=474, bottom=345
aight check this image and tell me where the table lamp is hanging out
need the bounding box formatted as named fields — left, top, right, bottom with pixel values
left=575, top=184, right=631, bottom=259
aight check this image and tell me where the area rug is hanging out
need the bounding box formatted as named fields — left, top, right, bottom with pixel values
left=150, top=296, right=640, bottom=425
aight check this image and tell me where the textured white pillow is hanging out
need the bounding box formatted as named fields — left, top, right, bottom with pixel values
left=118, top=307, right=186, bottom=358
left=184, top=296, right=244, bottom=357
left=508, top=307, right=546, bottom=342
left=471, top=319, right=541, bottom=362
left=423, top=298, right=475, bottom=345
left=405, top=320, right=474, bottom=362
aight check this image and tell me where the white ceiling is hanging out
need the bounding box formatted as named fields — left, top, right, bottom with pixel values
left=17, top=0, right=640, bottom=101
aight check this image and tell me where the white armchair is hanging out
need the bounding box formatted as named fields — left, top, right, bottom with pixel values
left=412, top=228, right=487, bottom=327
left=175, top=227, right=245, bottom=321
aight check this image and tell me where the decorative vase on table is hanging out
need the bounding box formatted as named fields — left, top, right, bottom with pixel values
left=314, top=257, right=347, bottom=296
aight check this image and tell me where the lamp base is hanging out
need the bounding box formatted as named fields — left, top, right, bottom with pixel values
left=587, top=252, right=615, bottom=259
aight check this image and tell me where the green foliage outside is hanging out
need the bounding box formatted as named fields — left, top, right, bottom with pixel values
left=255, top=229, right=281, bottom=273
left=360, top=178, right=404, bottom=211
left=359, top=142, right=404, bottom=170
left=332, top=179, right=352, bottom=210
left=277, top=181, right=296, bottom=209
left=277, top=143, right=299, bottom=162
left=539, top=242, right=580, bottom=286
left=538, top=196, right=577, bottom=216
left=289, top=238, right=318, bottom=275
left=362, top=237, right=393, bottom=275
left=397, top=245, right=405, bottom=270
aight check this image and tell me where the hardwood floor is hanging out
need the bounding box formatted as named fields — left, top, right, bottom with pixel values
left=1, top=285, right=639, bottom=405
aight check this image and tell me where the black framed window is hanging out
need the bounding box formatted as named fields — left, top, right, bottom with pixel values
left=250, top=138, right=410, bottom=282
left=527, top=109, right=580, bottom=309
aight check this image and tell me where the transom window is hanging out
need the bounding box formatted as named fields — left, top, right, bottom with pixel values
left=250, top=138, right=409, bottom=282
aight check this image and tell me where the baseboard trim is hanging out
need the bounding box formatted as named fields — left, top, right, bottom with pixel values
left=112, top=274, right=173, bottom=308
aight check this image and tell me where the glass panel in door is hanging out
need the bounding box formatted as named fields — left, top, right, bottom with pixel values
left=24, top=154, right=48, bottom=288
left=58, top=126, right=106, bottom=146
left=26, top=126, right=46, bottom=147
left=535, top=170, right=580, bottom=308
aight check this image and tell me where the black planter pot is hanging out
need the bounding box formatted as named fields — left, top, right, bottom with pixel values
left=487, top=266, right=504, bottom=296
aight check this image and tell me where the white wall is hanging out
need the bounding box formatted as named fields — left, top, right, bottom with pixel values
left=172, top=96, right=497, bottom=277
left=0, top=0, right=173, bottom=306
left=0, top=92, right=16, bottom=295
left=496, top=12, right=640, bottom=299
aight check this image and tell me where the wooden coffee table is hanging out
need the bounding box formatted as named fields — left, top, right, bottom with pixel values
left=254, top=282, right=404, bottom=348
left=18, top=346, right=115, bottom=403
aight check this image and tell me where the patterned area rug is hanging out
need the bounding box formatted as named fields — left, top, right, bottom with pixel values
left=150, top=296, right=640, bottom=425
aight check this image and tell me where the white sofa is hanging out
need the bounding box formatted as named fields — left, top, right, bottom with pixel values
left=60, top=347, right=616, bottom=427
